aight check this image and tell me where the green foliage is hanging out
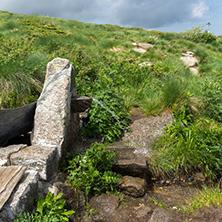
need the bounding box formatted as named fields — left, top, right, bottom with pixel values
left=14, top=192, right=74, bottom=222
left=200, top=78, right=222, bottom=123
left=150, top=103, right=222, bottom=179
left=162, top=76, right=187, bottom=107
left=81, top=90, right=130, bottom=142
left=180, top=26, right=216, bottom=44
left=67, top=142, right=122, bottom=196
left=21, top=18, right=69, bottom=37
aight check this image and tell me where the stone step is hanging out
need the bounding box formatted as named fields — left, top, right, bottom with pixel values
left=107, top=143, right=148, bottom=179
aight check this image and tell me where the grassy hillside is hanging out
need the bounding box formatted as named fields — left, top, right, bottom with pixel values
left=1, top=11, right=222, bottom=179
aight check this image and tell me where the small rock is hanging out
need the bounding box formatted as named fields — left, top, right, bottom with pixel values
left=119, top=176, right=146, bottom=198
left=194, top=172, right=205, bottom=182
left=133, top=48, right=147, bottom=54
left=134, top=203, right=152, bottom=218
left=90, top=194, right=119, bottom=219
left=138, top=43, right=155, bottom=49
left=180, top=56, right=198, bottom=67
left=190, top=67, right=199, bottom=75
left=139, top=62, right=153, bottom=67
left=148, top=208, right=172, bottom=222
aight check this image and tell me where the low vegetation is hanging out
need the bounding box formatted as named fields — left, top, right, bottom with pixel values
left=66, top=142, right=122, bottom=196
left=1, top=10, right=222, bottom=216
left=14, top=192, right=74, bottom=222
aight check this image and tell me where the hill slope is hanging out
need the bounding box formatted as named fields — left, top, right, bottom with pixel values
left=1, top=11, right=222, bottom=179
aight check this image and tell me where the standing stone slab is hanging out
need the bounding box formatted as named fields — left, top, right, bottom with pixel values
left=32, top=58, right=77, bottom=158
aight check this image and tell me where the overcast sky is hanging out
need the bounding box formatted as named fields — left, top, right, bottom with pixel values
left=1, top=0, right=221, bottom=35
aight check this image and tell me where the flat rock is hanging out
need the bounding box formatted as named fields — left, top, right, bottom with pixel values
left=90, top=194, right=119, bottom=220
left=10, top=145, right=59, bottom=180
left=138, top=43, right=155, bottom=49
left=148, top=208, right=173, bottom=222
left=190, top=67, right=199, bottom=75
left=119, top=176, right=146, bottom=198
left=71, top=96, right=92, bottom=113
left=0, top=144, right=26, bottom=166
left=107, top=145, right=147, bottom=178
left=180, top=56, right=198, bottom=67
left=133, top=48, right=147, bottom=54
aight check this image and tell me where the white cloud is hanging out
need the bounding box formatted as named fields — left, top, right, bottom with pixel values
left=191, top=0, right=209, bottom=18
left=0, top=0, right=209, bottom=29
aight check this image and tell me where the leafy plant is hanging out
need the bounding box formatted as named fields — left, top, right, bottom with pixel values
left=81, top=90, right=130, bottom=142
left=67, top=142, right=122, bottom=196
left=14, top=192, right=74, bottom=222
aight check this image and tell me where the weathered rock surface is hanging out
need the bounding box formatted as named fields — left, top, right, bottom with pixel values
left=89, top=194, right=120, bottom=221
left=180, top=55, right=198, bottom=67
left=107, top=145, right=148, bottom=178
left=71, top=96, right=92, bottom=113
left=0, top=144, right=26, bottom=166
left=32, top=58, right=78, bottom=157
left=119, top=176, right=146, bottom=198
left=10, top=145, right=59, bottom=180
left=0, top=102, right=36, bottom=144
left=148, top=208, right=174, bottom=222
left=0, top=170, right=39, bottom=221
left=133, top=48, right=147, bottom=54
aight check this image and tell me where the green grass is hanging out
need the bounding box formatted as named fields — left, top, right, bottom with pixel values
left=1, top=12, right=222, bottom=174
left=180, top=184, right=222, bottom=213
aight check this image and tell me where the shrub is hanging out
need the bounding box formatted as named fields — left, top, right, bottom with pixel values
left=180, top=26, right=216, bottom=44
left=67, top=142, right=122, bottom=196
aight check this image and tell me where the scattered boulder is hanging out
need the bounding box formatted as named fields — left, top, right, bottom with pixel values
left=138, top=43, right=155, bottom=49
left=119, top=176, right=146, bottom=198
left=71, top=96, right=92, bottom=113
left=133, top=48, right=147, bottom=54
left=190, top=67, right=199, bottom=75
left=134, top=203, right=152, bottom=218
left=180, top=56, right=198, bottom=67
